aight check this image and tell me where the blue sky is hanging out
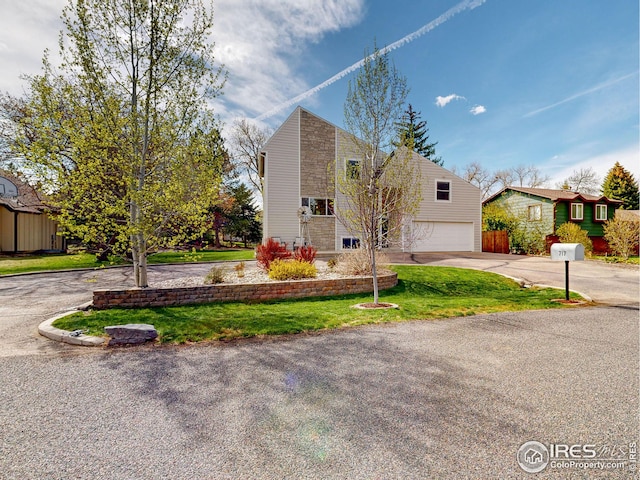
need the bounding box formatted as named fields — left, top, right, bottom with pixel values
left=2, top=0, right=638, bottom=188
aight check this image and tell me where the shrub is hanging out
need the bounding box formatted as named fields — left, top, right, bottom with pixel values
left=268, top=259, right=317, bottom=280
left=604, top=217, right=640, bottom=260
left=327, top=257, right=338, bottom=270
left=204, top=265, right=226, bottom=284
left=234, top=261, right=245, bottom=278
left=294, top=245, right=317, bottom=264
left=336, top=248, right=390, bottom=276
left=256, top=237, right=292, bottom=271
left=556, top=222, right=593, bottom=256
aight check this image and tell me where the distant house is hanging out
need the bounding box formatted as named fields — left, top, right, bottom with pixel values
left=260, top=107, right=482, bottom=253
left=0, top=171, right=64, bottom=253
left=483, top=186, right=623, bottom=253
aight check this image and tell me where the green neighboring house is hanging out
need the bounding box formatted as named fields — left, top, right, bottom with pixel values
left=483, top=187, right=623, bottom=253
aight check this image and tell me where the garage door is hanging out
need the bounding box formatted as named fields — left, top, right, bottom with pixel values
left=411, top=221, right=474, bottom=252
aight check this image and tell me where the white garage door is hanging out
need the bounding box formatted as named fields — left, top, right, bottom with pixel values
left=411, top=221, right=474, bottom=252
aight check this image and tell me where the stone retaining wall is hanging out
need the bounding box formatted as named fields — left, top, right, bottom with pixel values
left=92, top=271, right=398, bottom=309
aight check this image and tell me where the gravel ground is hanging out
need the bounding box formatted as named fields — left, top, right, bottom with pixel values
left=0, top=305, right=637, bottom=479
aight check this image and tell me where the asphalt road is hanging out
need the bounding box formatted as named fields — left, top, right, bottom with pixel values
left=0, top=307, right=637, bottom=479
left=0, top=255, right=638, bottom=478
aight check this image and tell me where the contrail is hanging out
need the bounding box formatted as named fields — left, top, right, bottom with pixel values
left=523, top=71, right=639, bottom=118
left=254, top=0, right=487, bottom=122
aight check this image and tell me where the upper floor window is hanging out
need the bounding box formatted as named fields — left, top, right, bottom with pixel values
left=302, top=197, right=334, bottom=216
left=571, top=203, right=584, bottom=221
left=436, top=180, right=451, bottom=202
left=528, top=204, right=542, bottom=221
left=595, top=204, right=607, bottom=221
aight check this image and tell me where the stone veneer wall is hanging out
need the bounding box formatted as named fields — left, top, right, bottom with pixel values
left=93, top=271, right=398, bottom=309
left=299, top=110, right=336, bottom=251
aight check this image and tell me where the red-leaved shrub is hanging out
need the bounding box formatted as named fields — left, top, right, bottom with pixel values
left=294, top=245, right=317, bottom=264
left=256, top=237, right=292, bottom=271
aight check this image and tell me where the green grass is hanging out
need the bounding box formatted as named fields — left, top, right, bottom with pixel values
left=53, top=265, right=585, bottom=344
left=0, top=249, right=255, bottom=275
left=0, top=253, right=119, bottom=275
left=591, top=255, right=639, bottom=265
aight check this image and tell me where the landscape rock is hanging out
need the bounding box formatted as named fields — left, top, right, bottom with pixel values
left=104, top=324, right=158, bottom=346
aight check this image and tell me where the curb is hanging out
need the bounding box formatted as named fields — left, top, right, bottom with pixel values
left=38, top=310, right=105, bottom=347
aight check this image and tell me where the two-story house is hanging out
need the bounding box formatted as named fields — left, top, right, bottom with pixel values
left=260, top=107, right=482, bottom=253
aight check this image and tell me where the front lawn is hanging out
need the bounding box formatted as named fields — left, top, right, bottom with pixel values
left=0, top=249, right=255, bottom=275
left=54, top=266, right=585, bottom=344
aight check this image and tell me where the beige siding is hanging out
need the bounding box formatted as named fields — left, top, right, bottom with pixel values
left=17, top=212, right=62, bottom=251
left=413, top=152, right=482, bottom=252
left=0, top=208, right=14, bottom=251
left=0, top=208, right=62, bottom=252
left=263, top=108, right=301, bottom=246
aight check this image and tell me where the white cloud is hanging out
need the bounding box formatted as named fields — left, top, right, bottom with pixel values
left=470, top=105, right=486, bottom=115
left=435, top=94, right=466, bottom=108
left=214, top=0, right=365, bottom=121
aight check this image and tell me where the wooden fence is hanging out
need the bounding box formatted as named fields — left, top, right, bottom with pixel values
left=482, top=230, right=509, bottom=254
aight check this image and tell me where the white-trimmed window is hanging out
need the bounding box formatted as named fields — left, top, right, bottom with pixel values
left=435, top=180, right=451, bottom=202
left=595, top=204, right=607, bottom=221
left=302, top=197, right=334, bottom=216
left=571, top=203, right=584, bottom=221
left=528, top=204, right=542, bottom=221
left=341, top=237, right=360, bottom=249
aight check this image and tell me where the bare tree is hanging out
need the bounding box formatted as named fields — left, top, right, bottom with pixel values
left=556, top=167, right=601, bottom=194
left=459, top=161, right=498, bottom=199
left=229, top=118, right=271, bottom=201
left=494, top=165, right=549, bottom=190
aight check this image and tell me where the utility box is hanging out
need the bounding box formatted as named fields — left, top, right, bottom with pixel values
left=550, top=243, right=585, bottom=261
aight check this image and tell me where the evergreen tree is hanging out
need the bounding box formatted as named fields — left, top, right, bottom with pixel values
left=224, top=183, right=262, bottom=248
left=394, top=104, right=443, bottom=166
left=602, top=162, right=639, bottom=210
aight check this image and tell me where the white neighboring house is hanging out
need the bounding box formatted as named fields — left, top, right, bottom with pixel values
left=260, top=106, right=482, bottom=253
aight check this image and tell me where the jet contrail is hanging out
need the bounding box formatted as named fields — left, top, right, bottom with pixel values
left=523, top=71, right=639, bottom=118
left=254, top=0, right=487, bottom=122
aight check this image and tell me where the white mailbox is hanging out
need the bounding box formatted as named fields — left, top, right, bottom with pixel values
left=550, top=243, right=585, bottom=262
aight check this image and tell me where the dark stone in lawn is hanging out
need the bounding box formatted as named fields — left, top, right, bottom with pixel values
left=104, top=324, right=158, bottom=346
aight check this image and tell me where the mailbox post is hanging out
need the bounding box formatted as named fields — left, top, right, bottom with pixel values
left=550, top=243, right=585, bottom=300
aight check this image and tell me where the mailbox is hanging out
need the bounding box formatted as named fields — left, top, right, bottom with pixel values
left=550, top=243, right=584, bottom=262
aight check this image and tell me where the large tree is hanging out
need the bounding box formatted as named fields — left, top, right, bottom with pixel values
left=394, top=104, right=442, bottom=166
left=224, top=183, right=262, bottom=248
left=228, top=119, right=271, bottom=201
left=4, top=0, right=226, bottom=287
left=602, top=162, right=639, bottom=210
left=337, top=45, right=422, bottom=304
left=556, top=167, right=601, bottom=195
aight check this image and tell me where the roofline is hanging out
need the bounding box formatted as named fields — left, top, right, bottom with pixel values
left=483, top=186, right=623, bottom=205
